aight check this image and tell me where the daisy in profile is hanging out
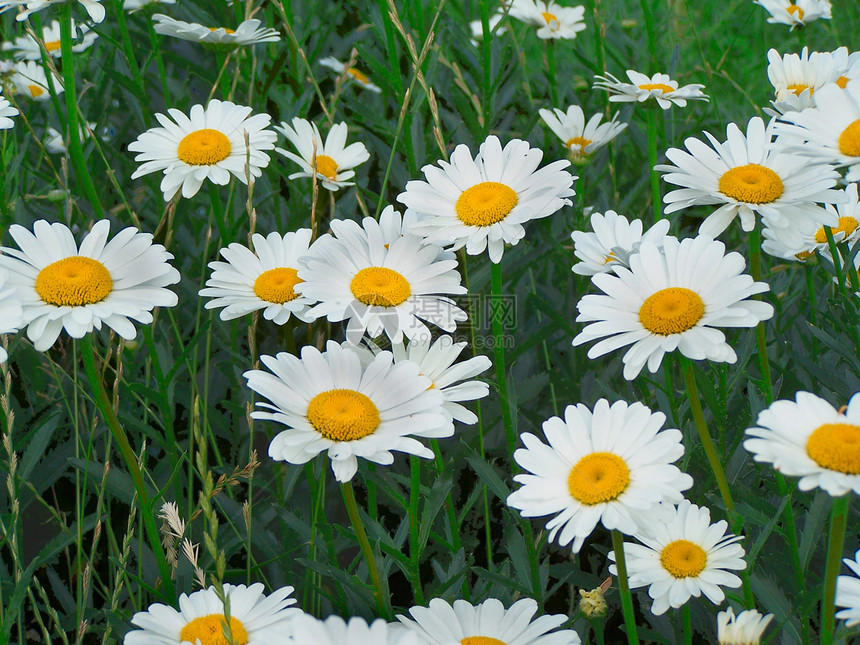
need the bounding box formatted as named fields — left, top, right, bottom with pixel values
left=275, top=118, right=370, bottom=191
left=573, top=235, right=774, bottom=380
left=0, top=220, right=179, bottom=352
left=291, top=615, right=422, bottom=645
left=593, top=70, right=708, bottom=109
left=753, top=0, right=831, bottom=30
left=468, top=12, right=506, bottom=43
left=0, top=94, right=18, bottom=129
left=609, top=500, right=746, bottom=616
left=657, top=116, right=842, bottom=238
left=571, top=210, right=670, bottom=276
left=539, top=105, right=627, bottom=163
left=396, top=598, right=581, bottom=645
left=200, top=230, right=316, bottom=325
left=152, top=14, right=281, bottom=47
left=507, top=399, right=692, bottom=553
left=717, top=607, right=773, bottom=645
left=129, top=99, right=277, bottom=201
left=10, top=60, right=63, bottom=101
left=765, top=47, right=841, bottom=114
left=506, top=0, right=586, bottom=39
left=836, top=549, right=860, bottom=627
left=744, top=391, right=860, bottom=496
left=44, top=121, right=98, bottom=154
left=0, top=272, right=23, bottom=363
left=397, top=135, right=575, bottom=264
left=319, top=56, right=381, bottom=93
left=124, top=583, right=300, bottom=644
left=244, top=341, right=452, bottom=482
left=833, top=46, right=860, bottom=90
left=2, top=20, right=97, bottom=60
left=297, top=216, right=467, bottom=344
left=0, top=0, right=105, bottom=23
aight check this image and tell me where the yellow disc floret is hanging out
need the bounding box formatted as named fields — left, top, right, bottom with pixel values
left=814, top=217, right=859, bottom=244
left=350, top=267, right=411, bottom=307
left=36, top=256, right=113, bottom=307
left=313, top=154, right=339, bottom=180
left=806, top=423, right=860, bottom=474
left=45, top=40, right=61, bottom=52
left=837, top=76, right=850, bottom=89
left=253, top=267, right=302, bottom=304
left=660, top=540, right=707, bottom=578
left=786, top=4, right=804, bottom=19
left=177, top=128, right=232, bottom=166
left=307, top=388, right=381, bottom=441
left=455, top=182, right=519, bottom=227
left=568, top=452, right=631, bottom=505
left=718, top=163, right=784, bottom=204
left=541, top=11, right=558, bottom=25
left=639, top=287, right=705, bottom=335
left=786, top=83, right=812, bottom=96
left=27, top=84, right=44, bottom=98
left=179, top=615, right=249, bottom=645
left=838, top=119, right=860, bottom=157
left=638, top=83, right=675, bottom=94
left=347, top=68, right=370, bottom=85
left=462, top=638, right=507, bottom=645
left=565, top=136, right=592, bottom=153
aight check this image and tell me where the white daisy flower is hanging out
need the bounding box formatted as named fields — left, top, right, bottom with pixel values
left=539, top=105, right=627, bottom=163
left=571, top=210, right=670, bottom=276
left=319, top=56, right=381, bottom=93
left=657, top=116, right=842, bottom=239
left=124, top=0, right=175, bottom=11
left=1, top=19, right=97, bottom=60
left=376, top=205, right=454, bottom=260
left=506, top=0, right=586, bottom=39
left=833, top=46, right=860, bottom=91
left=717, top=607, right=774, bottom=645
left=396, top=597, right=582, bottom=645
left=753, top=0, right=831, bottom=30
left=290, top=615, right=422, bottom=645
left=129, top=99, right=277, bottom=201
left=0, top=220, right=179, bottom=352
left=744, top=391, right=860, bottom=496
left=507, top=399, right=693, bottom=553
left=397, top=135, right=575, bottom=264
left=836, top=549, right=860, bottom=627
left=0, top=271, right=23, bottom=364
left=296, top=216, right=467, bottom=344
left=468, top=12, right=506, bottom=43
left=593, top=70, right=708, bottom=110
left=0, top=94, right=18, bottom=130
left=244, top=341, right=452, bottom=482
left=0, top=0, right=105, bottom=23
left=152, top=14, right=281, bottom=47
left=275, top=118, right=370, bottom=192
left=44, top=121, right=98, bottom=154
left=572, top=235, right=774, bottom=380
left=200, top=229, right=316, bottom=325
left=765, top=47, right=840, bottom=114
left=10, top=60, right=63, bottom=101
left=124, top=583, right=300, bottom=644
left=609, top=500, right=746, bottom=616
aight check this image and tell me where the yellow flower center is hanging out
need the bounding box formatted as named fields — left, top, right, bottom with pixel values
left=253, top=267, right=302, bottom=304
left=786, top=83, right=812, bottom=96
left=787, top=4, right=804, bottom=19
left=567, top=452, right=630, bottom=505
left=313, top=154, right=339, bottom=180
left=45, top=40, right=61, bottom=52
left=541, top=11, right=558, bottom=25
left=795, top=249, right=814, bottom=260
left=718, top=163, right=784, bottom=204
left=208, top=27, right=236, bottom=34
left=837, top=76, right=850, bottom=89
left=660, top=540, right=707, bottom=578
left=814, top=217, right=859, bottom=244
left=455, top=181, right=519, bottom=227
left=350, top=267, right=411, bottom=307
left=806, top=423, right=860, bottom=474
left=307, top=388, right=380, bottom=441
left=838, top=119, right=860, bottom=157
left=462, top=638, right=506, bottom=645
left=565, top=136, right=592, bottom=153
left=639, top=287, right=705, bottom=335
left=35, top=256, right=113, bottom=307
left=638, top=83, right=675, bottom=94
left=27, top=84, right=45, bottom=98
left=347, top=67, right=370, bottom=85
left=179, top=615, right=249, bottom=645
left=177, top=128, right=232, bottom=166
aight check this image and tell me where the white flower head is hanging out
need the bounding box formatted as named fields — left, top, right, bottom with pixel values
left=754, top=0, right=831, bottom=30
left=609, top=500, right=746, bottom=616
left=275, top=117, right=370, bottom=191
left=573, top=235, right=774, bottom=380
left=744, top=391, right=860, bottom=496
left=0, top=94, right=18, bottom=129
left=44, top=121, right=98, bottom=154
left=571, top=210, right=670, bottom=276
left=124, top=583, right=300, bottom=644
left=244, top=341, right=452, bottom=482
left=129, top=99, right=277, bottom=201
left=397, top=135, right=575, bottom=263
left=10, top=60, right=63, bottom=101
left=657, top=116, right=843, bottom=239
left=765, top=46, right=841, bottom=114
left=319, top=56, right=381, bottom=93
left=0, top=0, right=105, bottom=23
left=539, top=104, right=627, bottom=163
left=836, top=549, right=860, bottom=627
left=1, top=19, right=97, bottom=60
left=717, top=607, right=774, bottom=645
left=506, top=0, right=586, bottom=39
left=507, top=399, right=693, bottom=553
left=152, top=14, right=281, bottom=47
left=0, top=220, right=180, bottom=351
left=593, top=70, right=708, bottom=109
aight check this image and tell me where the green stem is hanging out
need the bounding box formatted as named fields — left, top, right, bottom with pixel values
left=341, top=481, right=390, bottom=619
left=490, top=262, right=516, bottom=456
left=821, top=494, right=850, bottom=645
left=682, top=603, right=692, bottom=645
left=80, top=334, right=175, bottom=603
left=479, top=0, right=493, bottom=137
left=545, top=40, right=558, bottom=106
left=592, top=620, right=605, bottom=645
left=611, top=530, right=640, bottom=645
left=647, top=106, right=661, bottom=223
